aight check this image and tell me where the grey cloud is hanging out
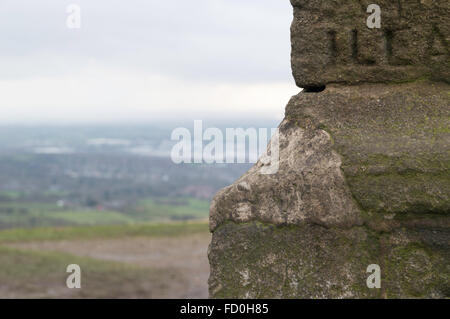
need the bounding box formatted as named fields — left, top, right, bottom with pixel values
left=0, top=0, right=293, bottom=83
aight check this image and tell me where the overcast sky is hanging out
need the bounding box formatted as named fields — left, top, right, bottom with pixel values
left=0, top=0, right=299, bottom=125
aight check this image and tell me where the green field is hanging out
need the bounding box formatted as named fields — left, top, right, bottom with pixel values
left=132, top=197, right=210, bottom=221
left=0, top=202, right=133, bottom=228
left=0, top=221, right=209, bottom=244
left=0, top=191, right=22, bottom=200
left=0, top=197, right=210, bottom=229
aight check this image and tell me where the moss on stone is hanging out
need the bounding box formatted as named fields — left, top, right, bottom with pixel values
left=210, top=221, right=449, bottom=298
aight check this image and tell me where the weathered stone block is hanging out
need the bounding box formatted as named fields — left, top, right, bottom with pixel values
left=209, top=222, right=449, bottom=298
left=290, top=0, right=450, bottom=87
left=209, top=82, right=450, bottom=298
left=286, top=82, right=450, bottom=217
left=208, top=0, right=450, bottom=299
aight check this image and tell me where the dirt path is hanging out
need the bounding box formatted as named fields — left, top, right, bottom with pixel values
left=9, top=233, right=211, bottom=298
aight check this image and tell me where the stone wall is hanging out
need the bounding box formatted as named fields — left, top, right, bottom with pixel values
left=209, top=0, right=449, bottom=298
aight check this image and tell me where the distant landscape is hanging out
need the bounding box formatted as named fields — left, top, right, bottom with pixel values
left=0, top=122, right=274, bottom=298
left=0, top=123, right=265, bottom=229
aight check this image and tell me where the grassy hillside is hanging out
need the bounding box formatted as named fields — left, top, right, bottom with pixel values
left=0, top=221, right=210, bottom=298
left=0, top=245, right=183, bottom=298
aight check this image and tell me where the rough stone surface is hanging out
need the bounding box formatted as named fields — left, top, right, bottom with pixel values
left=210, top=81, right=450, bottom=230
left=209, top=118, right=363, bottom=232
left=291, top=0, right=450, bottom=87
left=209, top=222, right=449, bottom=298
left=209, top=82, right=450, bottom=298
left=209, top=1, right=450, bottom=299
left=286, top=81, right=450, bottom=219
